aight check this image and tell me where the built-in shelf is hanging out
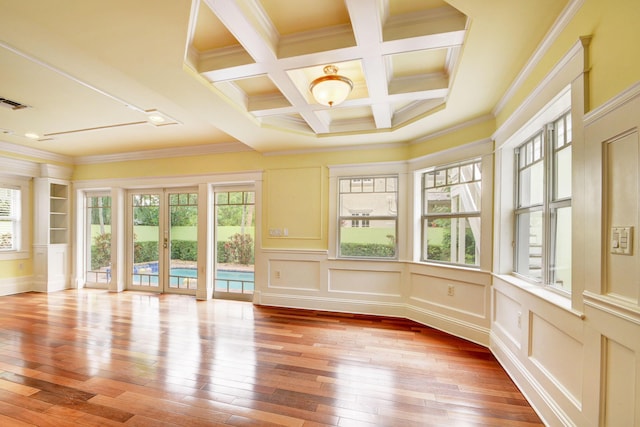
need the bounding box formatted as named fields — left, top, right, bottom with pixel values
left=33, top=167, right=73, bottom=292
left=49, top=183, right=68, bottom=244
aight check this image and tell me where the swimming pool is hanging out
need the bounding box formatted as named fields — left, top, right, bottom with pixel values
left=132, top=266, right=254, bottom=293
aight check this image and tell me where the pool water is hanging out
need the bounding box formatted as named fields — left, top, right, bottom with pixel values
left=133, top=267, right=254, bottom=292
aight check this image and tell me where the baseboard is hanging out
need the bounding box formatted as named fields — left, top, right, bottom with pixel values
left=254, top=291, right=406, bottom=318
left=405, top=304, right=490, bottom=347
left=0, top=275, right=33, bottom=296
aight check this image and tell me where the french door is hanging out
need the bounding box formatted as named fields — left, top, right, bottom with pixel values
left=128, top=188, right=198, bottom=294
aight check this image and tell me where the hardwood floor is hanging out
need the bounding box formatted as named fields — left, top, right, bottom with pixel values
left=0, top=290, right=543, bottom=426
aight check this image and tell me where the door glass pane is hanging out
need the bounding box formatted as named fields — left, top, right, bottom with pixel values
left=86, top=195, right=111, bottom=284
left=132, top=194, right=160, bottom=288
left=215, top=191, right=255, bottom=294
left=169, top=192, right=198, bottom=290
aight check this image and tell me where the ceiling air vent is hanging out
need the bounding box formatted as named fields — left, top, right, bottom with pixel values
left=0, top=97, right=30, bottom=110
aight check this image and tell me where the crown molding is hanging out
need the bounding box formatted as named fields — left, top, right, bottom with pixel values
left=0, top=140, right=73, bottom=164
left=0, top=156, right=40, bottom=178
left=408, top=137, right=493, bottom=168
left=409, top=114, right=494, bottom=145
left=493, top=0, right=585, bottom=117
left=492, top=36, right=587, bottom=145
left=74, top=141, right=255, bottom=165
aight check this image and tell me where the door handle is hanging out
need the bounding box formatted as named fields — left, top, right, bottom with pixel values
left=163, top=237, right=168, bottom=248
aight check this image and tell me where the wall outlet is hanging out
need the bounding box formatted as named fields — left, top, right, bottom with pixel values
left=269, top=228, right=281, bottom=237
left=447, top=284, right=454, bottom=296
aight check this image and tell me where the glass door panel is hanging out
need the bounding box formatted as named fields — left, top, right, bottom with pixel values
left=85, top=193, right=111, bottom=286
left=167, top=191, right=198, bottom=293
left=214, top=189, right=255, bottom=300
left=130, top=193, right=161, bottom=290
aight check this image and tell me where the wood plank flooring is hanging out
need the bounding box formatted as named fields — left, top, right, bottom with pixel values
left=0, top=290, right=543, bottom=426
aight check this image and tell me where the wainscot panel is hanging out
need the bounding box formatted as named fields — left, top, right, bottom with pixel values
left=491, top=275, right=588, bottom=426
left=530, top=313, right=583, bottom=408
left=268, top=258, right=321, bottom=291
left=493, top=289, right=522, bottom=349
left=409, top=272, right=487, bottom=318
left=603, top=337, right=636, bottom=427
left=405, top=264, right=491, bottom=346
left=328, top=268, right=401, bottom=296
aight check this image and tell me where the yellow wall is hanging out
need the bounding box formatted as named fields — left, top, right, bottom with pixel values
left=497, top=0, right=640, bottom=125
left=0, top=259, right=32, bottom=279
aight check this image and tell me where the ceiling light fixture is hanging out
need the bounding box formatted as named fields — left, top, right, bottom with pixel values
left=145, top=109, right=179, bottom=127
left=309, top=65, right=353, bottom=107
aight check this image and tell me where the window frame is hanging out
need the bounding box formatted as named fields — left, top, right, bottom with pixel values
left=514, top=110, right=572, bottom=291
left=337, top=174, right=399, bottom=260
left=328, top=162, right=407, bottom=261
left=420, top=159, right=483, bottom=267
left=0, top=177, right=30, bottom=261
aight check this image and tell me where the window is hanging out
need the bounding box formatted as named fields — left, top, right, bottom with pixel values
left=338, top=176, right=397, bottom=259
left=0, top=186, right=20, bottom=251
left=514, top=111, right=571, bottom=291
left=421, top=160, right=482, bottom=266
left=85, top=194, right=112, bottom=284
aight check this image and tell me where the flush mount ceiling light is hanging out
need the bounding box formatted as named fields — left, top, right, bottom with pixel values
left=309, top=65, right=353, bottom=107
left=145, top=109, right=179, bottom=127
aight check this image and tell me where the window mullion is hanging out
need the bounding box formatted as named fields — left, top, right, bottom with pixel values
left=543, top=123, right=555, bottom=286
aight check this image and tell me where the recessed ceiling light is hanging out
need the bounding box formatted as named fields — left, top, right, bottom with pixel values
left=24, top=132, right=40, bottom=139
left=148, top=113, right=166, bottom=124
left=145, top=109, right=179, bottom=127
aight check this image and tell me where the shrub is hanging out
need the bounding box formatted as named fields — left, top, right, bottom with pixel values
left=340, top=243, right=395, bottom=258
left=134, top=241, right=158, bottom=263
left=170, top=240, right=197, bottom=261
left=91, top=232, right=111, bottom=270
left=223, top=233, right=254, bottom=265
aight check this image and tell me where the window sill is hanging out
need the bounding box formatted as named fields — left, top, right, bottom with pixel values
left=493, top=273, right=585, bottom=319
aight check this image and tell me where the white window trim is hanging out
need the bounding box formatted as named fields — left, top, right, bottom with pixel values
left=328, top=161, right=407, bottom=261
left=493, top=37, right=589, bottom=312
left=421, top=159, right=483, bottom=267
left=409, top=139, right=494, bottom=271
left=0, top=176, right=30, bottom=260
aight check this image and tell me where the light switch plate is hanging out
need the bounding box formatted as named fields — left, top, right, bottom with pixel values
left=611, top=226, right=633, bottom=255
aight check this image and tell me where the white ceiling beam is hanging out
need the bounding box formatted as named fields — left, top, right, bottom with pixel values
left=381, top=31, right=466, bottom=55
left=345, top=0, right=391, bottom=130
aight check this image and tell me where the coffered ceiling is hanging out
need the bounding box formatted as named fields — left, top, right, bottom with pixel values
left=0, top=0, right=570, bottom=159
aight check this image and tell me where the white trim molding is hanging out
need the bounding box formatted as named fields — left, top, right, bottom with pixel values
left=493, top=0, right=586, bottom=117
